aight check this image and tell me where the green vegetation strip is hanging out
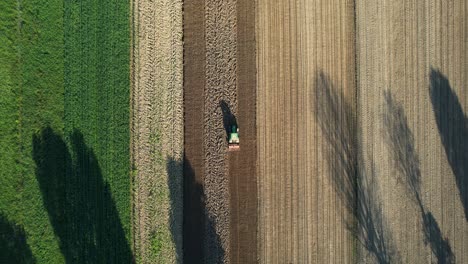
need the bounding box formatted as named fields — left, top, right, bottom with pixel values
left=0, top=0, right=131, bottom=262
left=63, top=0, right=131, bottom=261
left=0, top=0, right=65, bottom=262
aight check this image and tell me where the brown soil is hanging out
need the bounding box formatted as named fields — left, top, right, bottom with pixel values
left=203, top=1, right=238, bottom=262
left=228, top=0, right=257, bottom=263
left=183, top=0, right=257, bottom=263
left=183, top=0, right=206, bottom=262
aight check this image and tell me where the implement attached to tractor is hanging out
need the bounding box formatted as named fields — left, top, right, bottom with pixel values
left=228, top=125, right=240, bottom=151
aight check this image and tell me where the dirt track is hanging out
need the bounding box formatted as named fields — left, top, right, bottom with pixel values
left=131, top=0, right=183, bottom=262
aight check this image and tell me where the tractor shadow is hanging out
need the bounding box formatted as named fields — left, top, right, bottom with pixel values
left=383, top=91, right=454, bottom=264
left=181, top=155, right=224, bottom=263
left=220, top=100, right=238, bottom=142
left=313, top=71, right=399, bottom=263
left=0, top=213, right=35, bottom=263
left=32, top=127, right=133, bottom=263
left=429, top=69, right=468, bottom=221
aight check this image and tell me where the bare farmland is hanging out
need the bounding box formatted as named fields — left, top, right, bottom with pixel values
left=356, top=0, right=468, bottom=262
left=256, top=1, right=356, bottom=263
left=131, top=0, right=467, bottom=263
left=183, top=1, right=257, bottom=263
left=184, top=0, right=238, bottom=261
left=255, top=0, right=468, bottom=263
left=228, top=0, right=258, bottom=263
left=203, top=1, right=238, bottom=262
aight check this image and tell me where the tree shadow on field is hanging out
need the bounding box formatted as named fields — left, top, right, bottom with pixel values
left=429, top=69, right=468, bottom=221
left=383, top=91, right=454, bottom=264
left=313, top=71, right=399, bottom=263
left=422, top=212, right=454, bottom=264
left=182, top=155, right=224, bottom=264
left=166, top=158, right=183, bottom=263
left=220, top=100, right=237, bottom=142
left=32, top=127, right=133, bottom=263
left=0, top=213, right=35, bottom=263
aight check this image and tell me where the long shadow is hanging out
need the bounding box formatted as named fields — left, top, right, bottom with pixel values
left=167, top=158, right=183, bottom=263
left=429, top=69, right=468, bottom=221
left=313, top=71, right=399, bottom=263
left=181, top=155, right=224, bottom=263
left=0, top=213, right=35, bottom=263
left=383, top=91, right=421, bottom=203
left=354, top=163, right=399, bottom=264
left=383, top=90, right=454, bottom=264
left=32, top=127, right=133, bottom=263
left=220, top=100, right=238, bottom=142
left=422, top=212, right=454, bottom=264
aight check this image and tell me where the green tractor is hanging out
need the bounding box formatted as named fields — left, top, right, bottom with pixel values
left=228, top=125, right=240, bottom=151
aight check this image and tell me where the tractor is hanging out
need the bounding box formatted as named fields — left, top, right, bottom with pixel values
left=228, top=125, right=240, bottom=151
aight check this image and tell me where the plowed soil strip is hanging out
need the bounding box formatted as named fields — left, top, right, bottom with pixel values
left=203, top=0, right=238, bottom=262
left=257, top=1, right=356, bottom=262
left=356, top=0, right=468, bottom=262
left=228, top=0, right=257, bottom=263
left=183, top=0, right=206, bottom=262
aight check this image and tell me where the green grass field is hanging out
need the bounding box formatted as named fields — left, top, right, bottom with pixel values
left=0, top=0, right=131, bottom=262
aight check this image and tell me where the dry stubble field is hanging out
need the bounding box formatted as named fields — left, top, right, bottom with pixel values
left=131, top=0, right=183, bottom=262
